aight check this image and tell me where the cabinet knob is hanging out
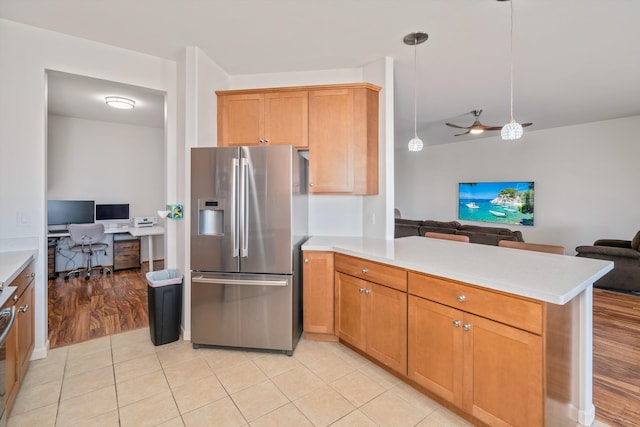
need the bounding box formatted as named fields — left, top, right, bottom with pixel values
left=29, top=272, right=35, bottom=278
left=259, top=139, right=264, bottom=143
left=13, top=295, right=18, bottom=302
left=19, top=304, right=29, bottom=313
left=264, top=139, right=269, bottom=143
left=457, top=295, right=466, bottom=303
left=304, top=258, right=309, bottom=263
left=361, top=268, right=368, bottom=274
left=463, top=323, right=472, bottom=331
left=358, top=287, right=365, bottom=293
left=364, top=289, right=371, bottom=295
left=309, top=183, right=314, bottom=187
left=452, top=320, right=461, bottom=328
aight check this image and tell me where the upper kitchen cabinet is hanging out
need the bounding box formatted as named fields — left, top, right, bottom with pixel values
left=217, top=90, right=308, bottom=149
left=308, top=84, right=380, bottom=194
left=217, top=83, right=381, bottom=195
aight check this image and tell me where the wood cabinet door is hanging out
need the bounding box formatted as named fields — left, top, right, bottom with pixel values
left=335, top=272, right=366, bottom=350
left=17, top=282, right=35, bottom=379
left=366, top=282, right=407, bottom=374
left=5, top=301, right=19, bottom=413
left=265, top=91, right=308, bottom=149
left=408, top=296, right=463, bottom=405
left=218, top=93, right=264, bottom=146
left=463, top=313, right=543, bottom=427
left=302, top=251, right=334, bottom=335
left=308, top=88, right=354, bottom=193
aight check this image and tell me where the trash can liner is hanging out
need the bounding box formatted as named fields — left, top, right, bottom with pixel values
left=146, top=269, right=183, bottom=287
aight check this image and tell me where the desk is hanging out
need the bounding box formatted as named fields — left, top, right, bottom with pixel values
left=47, top=226, right=165, bottom=272
left=127, top=226, right=165, bottom=272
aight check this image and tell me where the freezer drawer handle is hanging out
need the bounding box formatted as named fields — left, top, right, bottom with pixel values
left=192, top=276, right=287, bottom=287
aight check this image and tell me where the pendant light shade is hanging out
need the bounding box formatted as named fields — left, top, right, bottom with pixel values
left=500, top=0, right=523, bottom=140
left=404, top=31, right=428, bottom=152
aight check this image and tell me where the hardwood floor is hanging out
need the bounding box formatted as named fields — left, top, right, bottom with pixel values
left=593, top=288, right=640, bottom=427
left=47, top=261, right=164, bottom=349
left=47, top=271, right=639, bottom=425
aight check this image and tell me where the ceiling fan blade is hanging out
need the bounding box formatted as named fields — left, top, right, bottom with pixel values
left=522, top=123, right=533, bottom=127
left=454, top=130, right=471, bottom=136
left=482, top=126, right=503, bottom=131
left=446, top=123, right=470, bottom=129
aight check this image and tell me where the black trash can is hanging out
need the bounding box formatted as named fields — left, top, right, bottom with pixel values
left=146, top=269, right=183, bottom=346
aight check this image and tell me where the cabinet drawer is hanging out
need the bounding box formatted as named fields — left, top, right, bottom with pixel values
left=10, top=260, right=35, bottom=297
left=115, top=241, right=140, bottom=252
left=335, top=254, right=407, bottom=292
left=408, top=272, right=542, bottom=335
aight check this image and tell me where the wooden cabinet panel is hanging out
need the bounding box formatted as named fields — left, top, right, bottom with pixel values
left=367, top=282, right=407, bottom=374
left=408, top=272, right=542, bottom=334
left=302, top=251, right=335, bottom=338
left=335, top=253, right=406, bottom=292
left=408, top=293, right=543, bottom=427
left=5, top=259, right=35, bottom=415
left=408, top=295, right=463, bottom=405
left=464, top=313, right=543, bottom=426
left=335, top=272, right=366, bottom=349
left=218, top=93, right=264, bottom=146
left=335, top=271, right=407, bottom=374
left=264, top=91, right=308, bottom=148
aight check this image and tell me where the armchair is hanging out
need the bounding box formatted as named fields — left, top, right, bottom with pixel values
left=575, top=231, right=640, bottom=293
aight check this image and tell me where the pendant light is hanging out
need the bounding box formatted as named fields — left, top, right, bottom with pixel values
left=500, top=0, right=523, bottom=140
left=403, top=31, right=428, bottom=152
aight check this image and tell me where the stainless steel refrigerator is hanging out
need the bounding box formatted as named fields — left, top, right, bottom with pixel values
left=190, top=145, right=308, bottom=355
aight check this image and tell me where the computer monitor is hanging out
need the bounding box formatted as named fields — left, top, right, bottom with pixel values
left=47, top=200, right=95, bottom=231
left=95, top=203, right=130, bottom=226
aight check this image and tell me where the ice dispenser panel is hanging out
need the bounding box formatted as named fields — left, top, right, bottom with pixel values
left=198, top=200, right=224, bottom=235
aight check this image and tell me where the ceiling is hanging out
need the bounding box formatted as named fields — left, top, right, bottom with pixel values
left=3, top=0, right=640, bottom=147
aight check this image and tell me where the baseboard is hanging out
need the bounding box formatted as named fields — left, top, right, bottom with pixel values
left=31, top=340, right=50, bottom=361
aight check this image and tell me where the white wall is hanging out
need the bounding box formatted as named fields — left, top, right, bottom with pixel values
left=47, top=115, right=165, bottom=261
left=0, top=19, right=178, bottom=359
left=395, top=115, right=640, bottom=254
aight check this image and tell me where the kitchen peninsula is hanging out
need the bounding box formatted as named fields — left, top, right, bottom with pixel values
left=301, top=235, right=613, bottom=427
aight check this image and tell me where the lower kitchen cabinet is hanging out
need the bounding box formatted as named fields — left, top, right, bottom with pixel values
left=335, top=271, right=407, bottom=374
left=302, top=251, right=336, bottom=340
left=6, top=259, right=35, bottom=414
left=408, top=274, right=544, bottom=427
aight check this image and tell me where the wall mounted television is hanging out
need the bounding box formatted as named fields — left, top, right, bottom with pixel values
left=47, top=200, right=95, bottom=230
left=458, top=181, right=535, bottom=226
left=95, top=203, right=130, bottom=225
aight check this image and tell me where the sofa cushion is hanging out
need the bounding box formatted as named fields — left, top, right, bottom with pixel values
left=395, top=218, right=424, bottom=226
left=395, top=223, right=421, bottom=238
left=632, top=230, right=640, bottom=250
left=422, top=220, right=461, bottom=230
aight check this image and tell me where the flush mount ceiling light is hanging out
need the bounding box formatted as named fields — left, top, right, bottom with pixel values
left=403, top=31, right=428, bottom=152
left=499, top=0, right=527, bottom=140
left=105, top=96, right=135, bottom=109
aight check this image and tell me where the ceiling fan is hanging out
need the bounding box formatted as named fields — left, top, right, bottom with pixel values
left=446, top=109, right=531, bottom=136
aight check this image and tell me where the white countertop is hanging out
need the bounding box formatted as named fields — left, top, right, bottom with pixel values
left=302, top=236, right=613, bottom=305
left=0, top=250, right=36, bottom=287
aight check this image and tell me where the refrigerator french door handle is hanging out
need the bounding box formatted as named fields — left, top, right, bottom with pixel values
left=231, top=158, right=239, bottom=258
left=240, top=157, right=249, bottom=258
left=192, top=276, right=287, bottom=287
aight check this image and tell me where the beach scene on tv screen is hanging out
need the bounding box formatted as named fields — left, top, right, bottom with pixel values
left=458, top=181, right=534, bottom=226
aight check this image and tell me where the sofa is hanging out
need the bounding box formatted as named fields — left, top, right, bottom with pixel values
left=575, top=231, right=640, bottom=293
left=395, top=218, right=524, bottom=246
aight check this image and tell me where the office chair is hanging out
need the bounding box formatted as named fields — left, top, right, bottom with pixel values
left=64, top=223, right=112, bottom=280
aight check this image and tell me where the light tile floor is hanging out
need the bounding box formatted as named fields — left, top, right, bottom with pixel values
left=8, top=329, right=613, bottom=427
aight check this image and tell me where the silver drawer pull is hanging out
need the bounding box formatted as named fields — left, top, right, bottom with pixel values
left=361, top=268, right=368, bottom=274
left=18, top=304, right=29, bottom=313
left=457, top=295, right=466, bottom=303
left=364, top=289, right=371, bottom=295
left=359, top=287, right=366, bottom=293
left=463, top=323, right=472, bottom=331
left=192, top=276, right=287, bottom=287
left=452, top=320, right=461, bottom=328
left=304, top=258, right=309, bottom=263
